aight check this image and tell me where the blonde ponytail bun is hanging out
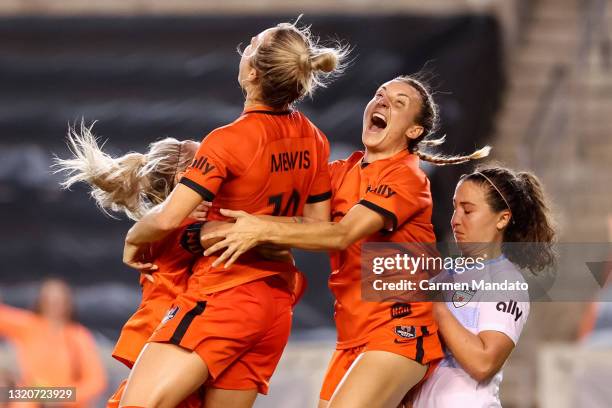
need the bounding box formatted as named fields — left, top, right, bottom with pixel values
left=310, top=50, right=338, bottom=73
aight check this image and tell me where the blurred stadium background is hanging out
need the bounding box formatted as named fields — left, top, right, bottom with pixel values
left=0, top=0, right=611, bottom=407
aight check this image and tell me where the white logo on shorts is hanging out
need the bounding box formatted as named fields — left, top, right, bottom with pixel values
left=161, top=305, right=179, bottom=324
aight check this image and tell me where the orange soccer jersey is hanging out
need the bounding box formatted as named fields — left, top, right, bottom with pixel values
left=328, top=149, right=439, bottom=348
left=109, top=222, right=203, bottom=408
left=150, top=105, right=330, bottom=394
left=318, top=149, right=444, bottom=401
left=180, top=105, right=331, bottom=295
left=111, top=221, right=200, bottom=368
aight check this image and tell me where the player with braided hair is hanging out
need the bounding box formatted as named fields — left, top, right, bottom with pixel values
left=201, top=74, right=490, bottom=408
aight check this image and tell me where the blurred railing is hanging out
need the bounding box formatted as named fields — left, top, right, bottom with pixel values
left=538, top=343, right=612, bottom=408
left=0, top=0, right=528, bottom=18
left=519, top=0, right=610, bottom=171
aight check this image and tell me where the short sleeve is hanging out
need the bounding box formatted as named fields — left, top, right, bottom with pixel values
left=305, top=130, right=332, bottom=204
left=180, top=129, right=246, bottom=201
left=358, top=168, right=431, bottom=232
left=328, top=159, right=345, bottom=179
left=477, top=300, right=530, bottom=345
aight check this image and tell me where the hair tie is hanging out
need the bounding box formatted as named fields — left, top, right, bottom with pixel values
left=299, top=53, right=310, bottom=70
left=475, top=171, right=515, bottom=224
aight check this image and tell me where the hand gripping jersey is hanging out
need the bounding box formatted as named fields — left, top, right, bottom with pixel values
left=328, top=149, right=438, bottom=348
left=180, top=105, right=331, bottom=295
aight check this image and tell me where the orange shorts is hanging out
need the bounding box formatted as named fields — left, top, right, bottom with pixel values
left=149, top=276, right=293, bottom=395
left=112, top=297, right=175, bottom=368
left=319, top=325, right=443, bottom=401
left=106, top=379, right=203, bottom=408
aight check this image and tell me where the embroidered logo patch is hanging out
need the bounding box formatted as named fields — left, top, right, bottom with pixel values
left=452, top=289, right=476, bottom=308
left=390, top=303, right=412, bottom=319
left=394, top=325, right=416, bottom=339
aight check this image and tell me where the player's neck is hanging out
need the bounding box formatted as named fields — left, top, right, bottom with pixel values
left=243, top=88, right=289, bottom=111
left=243, top=83, right=265, bottom=109
left=462, top=241, right=503, bottom=260
left=244, top=97, right=267, bottom=110
left=244, top=99, right=290, bottom=112
left=363, top=146, right=406, bottom=164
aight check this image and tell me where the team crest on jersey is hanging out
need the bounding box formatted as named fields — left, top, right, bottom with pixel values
left=452, top=289, right=476, bottom=308
left=161, top=305, right=179, bottom=324
left=394, top=325, right=416, bottom=339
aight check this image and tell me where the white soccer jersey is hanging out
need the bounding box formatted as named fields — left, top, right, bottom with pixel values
left=414, top=256, right=530, bottom=408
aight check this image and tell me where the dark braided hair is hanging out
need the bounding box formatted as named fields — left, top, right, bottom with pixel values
left=460, top=166, right=556, bottom=273
left=393, top=75, right=490, bottom=165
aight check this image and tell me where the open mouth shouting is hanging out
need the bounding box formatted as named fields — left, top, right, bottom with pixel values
left=369, top=111, right=388, bottom=133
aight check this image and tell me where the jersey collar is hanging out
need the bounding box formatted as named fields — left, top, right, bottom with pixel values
left=243, top=104, right=293, bottom=116
left=360, top=149, right=415, bottom=169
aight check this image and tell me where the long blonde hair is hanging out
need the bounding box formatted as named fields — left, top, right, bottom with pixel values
left=54, top=122, right=196, bottom=220
left=246, top=18, right=350, bottom=108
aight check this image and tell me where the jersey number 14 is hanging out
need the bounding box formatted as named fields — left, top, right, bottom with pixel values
left=268, top=189, right=300, bottom=216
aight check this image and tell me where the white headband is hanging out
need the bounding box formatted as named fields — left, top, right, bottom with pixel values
left=475, top=172, right=514, bottom=224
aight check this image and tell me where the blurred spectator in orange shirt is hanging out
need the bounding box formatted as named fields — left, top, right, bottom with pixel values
left=0, top=278, right=107, bottom=408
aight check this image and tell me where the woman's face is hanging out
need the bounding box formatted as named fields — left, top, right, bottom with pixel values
left=238, top=28, right=276, bottom=89
left=362, top=79, right=424, bottom=154
left=451, top=180, right=510, bottom=247
left=38, top=279, right=73, bottom=322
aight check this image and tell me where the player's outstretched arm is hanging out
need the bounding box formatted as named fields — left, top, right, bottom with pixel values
left=252, top=200, right=331, bottom=224
left=202, top=203, right=385, bottom=268
left=302, top=199, right=331, bottom=222
left=199, top=221, right=295, bottom=264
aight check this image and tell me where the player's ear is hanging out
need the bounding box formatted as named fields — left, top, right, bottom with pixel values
left=405, top=124, right=424, bottom=141
left=247, top=66, right=258, bottom=83
left=496, top=210, right=511, bottom=231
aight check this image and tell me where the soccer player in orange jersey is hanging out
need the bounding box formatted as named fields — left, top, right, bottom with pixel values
left=202, top=75, right=490, bottom=408
left=56, top=125, right=293, bottom=408
left=118, top=21, right=349, bottom=408
left=55, top=127, right=209, bottom=408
